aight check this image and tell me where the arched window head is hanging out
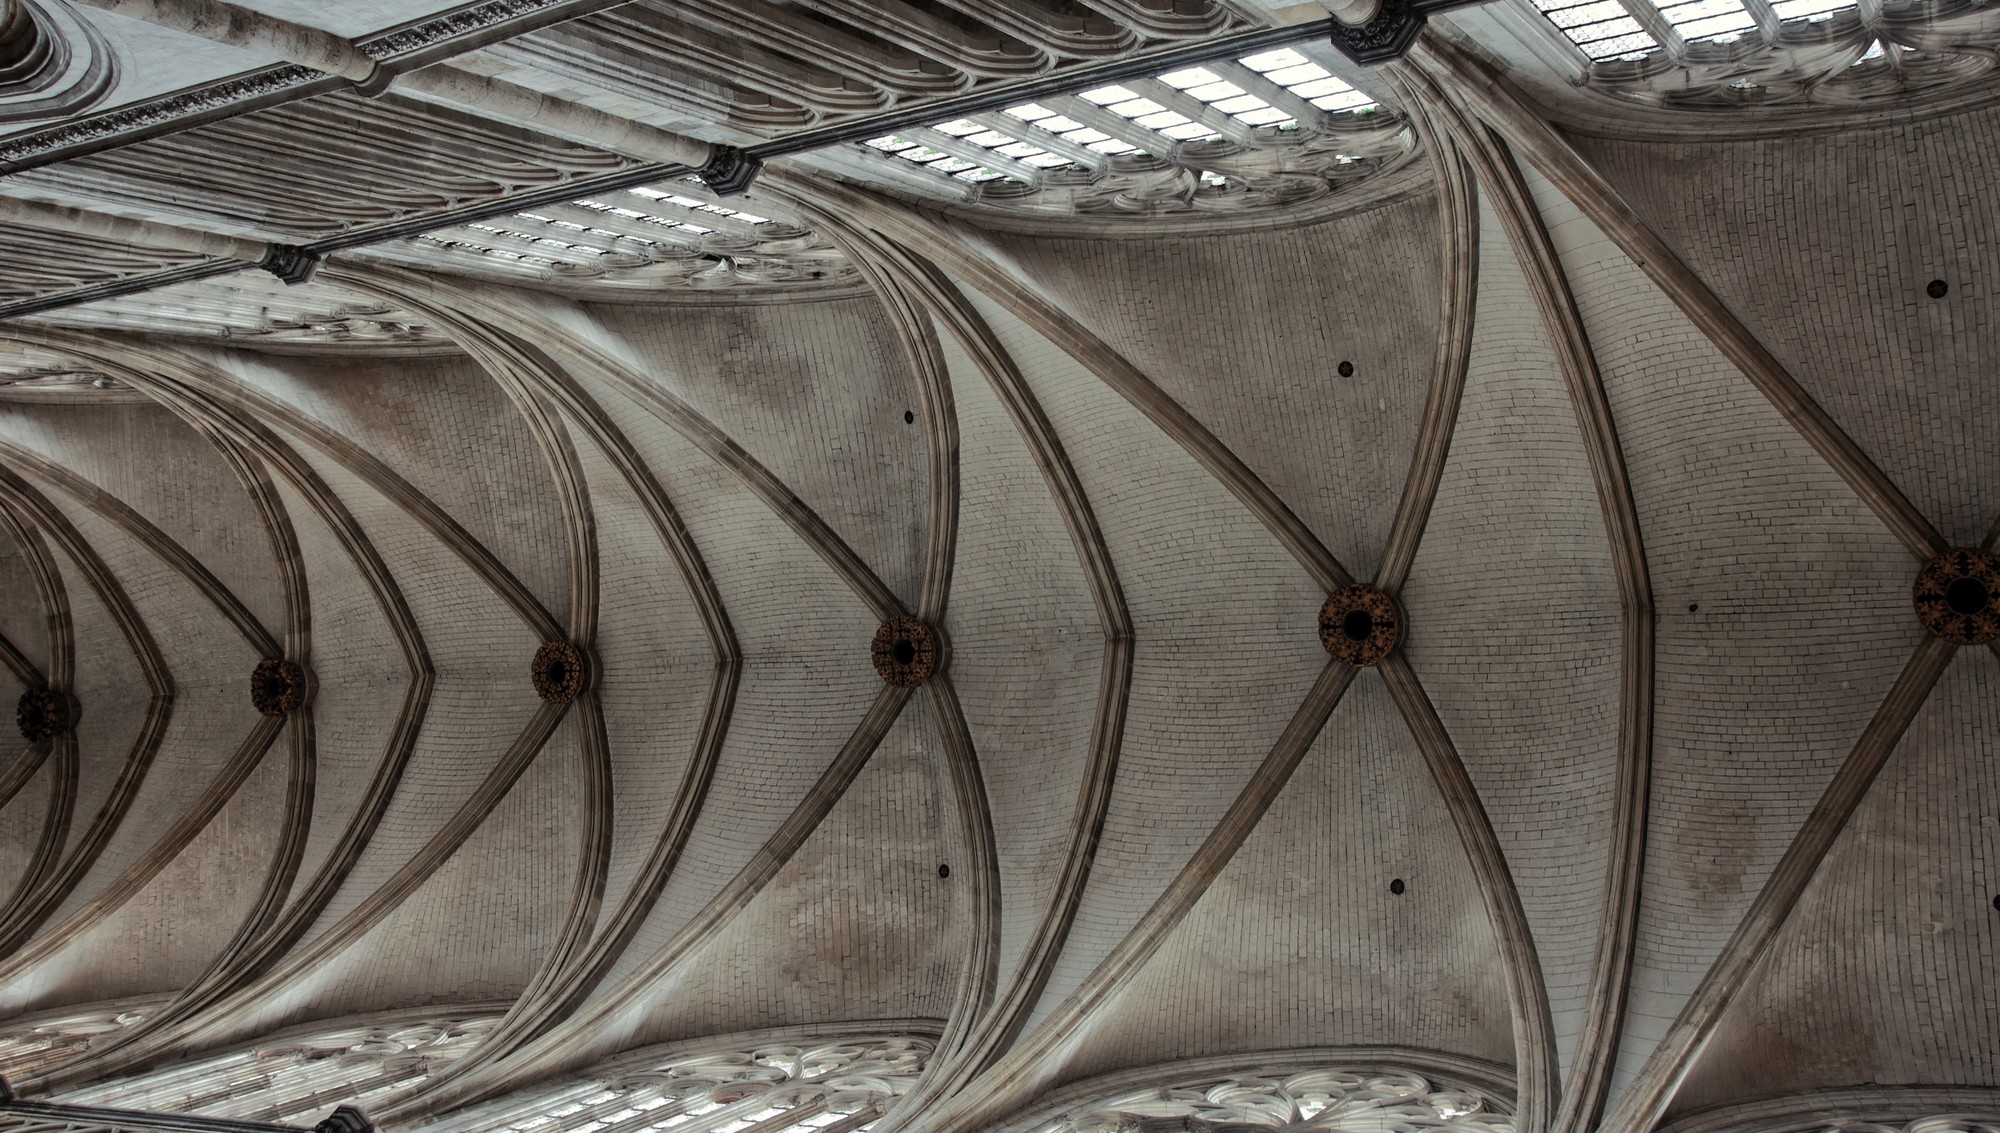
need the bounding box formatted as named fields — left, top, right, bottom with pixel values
left=52, top=1011, right=502, bottom=1123
left=999, top=1059, right=1513, bottom=1133
left=419, top=1032, right=934, bottom=1133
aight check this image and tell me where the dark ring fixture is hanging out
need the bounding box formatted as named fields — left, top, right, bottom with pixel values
left=1912, top=548, right=2000, bottom=645
left=531, top=641, right=590, bottom=704
left=15, top=686, right=72, bottom=742
left=1318, top=583, right=1402, bottom=666
left=871, top=616, right=940, bottom=687
left=250, top=658, right=307, bottom=716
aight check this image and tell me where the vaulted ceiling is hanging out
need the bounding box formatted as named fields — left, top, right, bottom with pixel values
left=0, top=4, right=1995, bottom=1133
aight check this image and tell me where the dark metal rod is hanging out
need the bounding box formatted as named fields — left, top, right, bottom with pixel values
left=0, top=1099, right=313, bottom=1133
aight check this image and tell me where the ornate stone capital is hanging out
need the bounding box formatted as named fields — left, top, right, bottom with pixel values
left=259, top=243, right=324, bottom=285
left=696, top=145, right=762, bottom=196
left=1328, top=0, right=1425, bottom=64
left=312, top=1105, right=375, bottom=1133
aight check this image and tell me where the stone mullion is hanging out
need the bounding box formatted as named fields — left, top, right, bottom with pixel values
left=1043, top=95, right=1171, bottom=155
left=1124, top=77, right=1259, bottom=145
left=966, top=112, right=1109, bottom=171
left=1205, top=60, right=1329, bottom=131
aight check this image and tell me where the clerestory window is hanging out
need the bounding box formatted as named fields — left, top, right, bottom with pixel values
left=860, top=46, right=1380, bottom=187
left=50, top=1012, right=501, bottom=1123
left=415, top=1033, right=933, bottom=1133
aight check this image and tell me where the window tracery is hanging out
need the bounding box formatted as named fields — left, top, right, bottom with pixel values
left=1001, top=1062, right=1513, bottom=1133
left=385, top=178, right=858, bottom=295
left=850, top=47, right=1416, bottom=222
left=0, top=1001, right=162, bottom=1081
left=416, top=1033, right=933, bottom=1133
left=48, top=1012, right=501, bottom=1125
left=1522, top=0, right=2000, bottom=110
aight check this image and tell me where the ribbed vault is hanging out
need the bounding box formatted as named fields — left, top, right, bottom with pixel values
left=0, top=8, right=1996, bottom=1133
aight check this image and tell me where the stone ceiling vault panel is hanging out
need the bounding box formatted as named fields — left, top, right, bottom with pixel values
left=235, top=711, right=587, bottom=1032
left=936, top=322, right=1104, bottom=990
left=1, top=747, right=289, bottom=1012
left=24, top=502, right=259, bottom=935
left=267, top=473, right=408, bottom=893
left=272, top=448, right=544, bottom=948
left=37, top=547, right=142, bottom=872
left=606, top=693, right=960, bottom=1052
left=1574, top=105, right=2000, bottom=548
left=566, top=424, right=712, bottom=918
left=1056, top=671, right=1516, bottom=1081
left=205, top=348, right=575, bottom=630
left=0, top=769, right=50, bottom=909
left=1397, top=187, right=1623, bottom=1084
left=957, top=284, right=1329, bottom=1040
left=0, top=523, right=48, bottom=669
left=583, top=296, right=931, bottom=610
left=972, top=195, right=1443, bottom=583
left=0, top=399, right=286, bottom=638
left=1520, top=161, right=1925, bottom=1106
left=1674, top=644, right=2000, bottom=1109
left=564, top=372, right=885, bottom=1002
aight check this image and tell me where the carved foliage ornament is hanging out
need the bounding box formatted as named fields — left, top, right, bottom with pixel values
left=1912, top=548, right=2000, bottom=645
left=531, top=641, right=589, bottom=704
left=15, top=687, right=71, bottom=742
left=1320, top=583, right=1402, bottom=666
left=872, top=617, right=940, bottom=687
left=1038, top=1067, right=1512, bottom=1133
left=250, top=659, right=307, bottom=716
